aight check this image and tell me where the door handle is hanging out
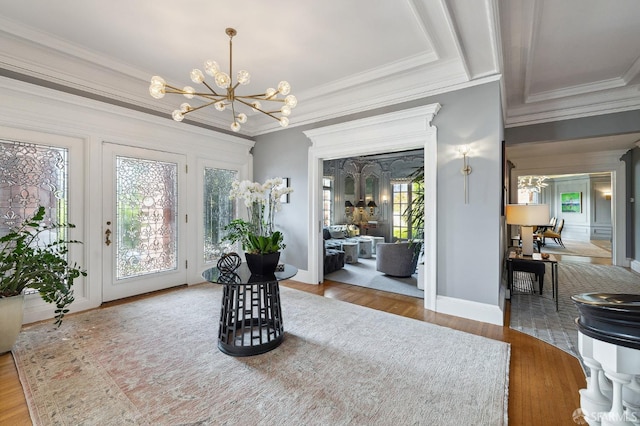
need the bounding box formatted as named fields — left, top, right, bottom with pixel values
left=105, top=229, right=112, bottom=246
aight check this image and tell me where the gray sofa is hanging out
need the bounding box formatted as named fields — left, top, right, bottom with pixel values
left=375, top=242, right=421, bottom=277
left=323, top=227, right=345, bottom=274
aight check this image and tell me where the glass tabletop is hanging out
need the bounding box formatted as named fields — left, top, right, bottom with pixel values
left=202, top=263, right=298, bottom=285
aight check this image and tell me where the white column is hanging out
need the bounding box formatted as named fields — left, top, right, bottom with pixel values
left=579, top=333, right=614, bottom=425
left=577, top=332, right=640, bottom=425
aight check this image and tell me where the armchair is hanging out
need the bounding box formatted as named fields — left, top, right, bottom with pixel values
left=376, top=242, right=421, bottom=277
left=542, top=218, right=565, bottom=247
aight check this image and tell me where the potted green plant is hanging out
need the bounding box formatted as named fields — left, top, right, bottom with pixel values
left=403, top=166, right=424, bottom=284
left=223, top=177, right=293, bottom=275
left=0, top=206, right=86, bottom=353
left=403, top=166, right=425, bottom=242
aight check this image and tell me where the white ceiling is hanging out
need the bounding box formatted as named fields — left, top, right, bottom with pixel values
left=0, top=0, right=639, bottom=149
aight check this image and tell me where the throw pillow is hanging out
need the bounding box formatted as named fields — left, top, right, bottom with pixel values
left=329, top=230, right=346, bottom=239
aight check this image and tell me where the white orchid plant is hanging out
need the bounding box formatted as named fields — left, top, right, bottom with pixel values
left=223, top=177, right=293, bottom=254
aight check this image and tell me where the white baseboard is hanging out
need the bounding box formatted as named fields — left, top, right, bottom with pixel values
left=631, top=259, right=640, bottom=274
left=289, top=271, right=506, bottom=326
left=436, top=296, right=505, bottom=326
left=23, top=296, right=98, bottom=325
left=288, top=269, right=316, bottom=285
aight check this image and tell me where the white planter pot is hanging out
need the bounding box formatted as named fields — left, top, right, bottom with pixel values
left=0, top=294, right=25, bottom=354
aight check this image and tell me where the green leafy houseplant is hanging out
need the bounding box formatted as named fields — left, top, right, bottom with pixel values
left=403, top=166, right=425, bottom=240
left=223, top=219, right=284, bottom=254
left=222, top=177, right=293, bottom=255
left=0, top=206, right=87, bottom=327
left=403, top=166, right=425, bottom=261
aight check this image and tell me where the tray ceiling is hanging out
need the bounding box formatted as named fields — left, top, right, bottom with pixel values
left=0, top=0, right=639, bottom=138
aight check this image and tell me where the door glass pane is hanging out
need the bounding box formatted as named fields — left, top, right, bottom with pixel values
left=0, top=140, right=68, bottom=238
left=116, top=156, right=178, bottom=280
left=203, top=167, right=237, bottom=262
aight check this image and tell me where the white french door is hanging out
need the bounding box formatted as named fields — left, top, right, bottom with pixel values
left=102, top=143, right=187, bottom=302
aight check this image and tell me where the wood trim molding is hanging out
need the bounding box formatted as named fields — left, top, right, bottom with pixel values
left=304, top=103, right=440, bottom=311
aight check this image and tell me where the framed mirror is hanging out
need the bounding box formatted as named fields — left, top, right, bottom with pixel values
left=344, top=175, right=355, bottom=201
left=364, top=175, right=379, bottom=203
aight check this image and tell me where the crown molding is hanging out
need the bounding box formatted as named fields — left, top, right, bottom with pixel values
left=509, top=150, right=628, bottom=175
left=505, top=83, right=640, bottom=127
left=0, top=7, right=501, bottom=137
left=525, top=77, right=627, bottom=104
left=0, top=76, right=254, bottom=153
left=252, top=64, right=502, bottom=137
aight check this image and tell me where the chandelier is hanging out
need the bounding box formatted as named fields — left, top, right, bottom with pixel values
left=149, top=27, right=297, bottom=133
left=518, top=175, right=549, bottom=193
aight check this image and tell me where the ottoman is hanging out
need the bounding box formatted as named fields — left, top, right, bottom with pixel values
left=358, top=238, right=373, bottom=259
left=341, top=242, right=359, bottom=264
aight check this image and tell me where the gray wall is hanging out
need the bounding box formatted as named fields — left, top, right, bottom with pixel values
left=254, top=81, right=504, bottom=306
left=505, top=110, right=640, bottom=145
left=542, top=175, right=613, bottom=241
left=251, top=132, right=311, bottom=268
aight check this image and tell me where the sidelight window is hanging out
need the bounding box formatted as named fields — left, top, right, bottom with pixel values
left=203, top=167, right=237, bottom=262
left=323, top=177, right=333, bottom=226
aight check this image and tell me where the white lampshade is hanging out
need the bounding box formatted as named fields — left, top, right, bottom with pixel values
left=506, top=204, right=550, bottom=226
left=506, top=204, right=550, bottom=256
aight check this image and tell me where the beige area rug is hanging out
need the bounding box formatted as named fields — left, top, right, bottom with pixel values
left=509, top=262, right=640, bottom=373
left=13, top=284, right=510, bottom=425
left=540, top=238, right=611, bottom=258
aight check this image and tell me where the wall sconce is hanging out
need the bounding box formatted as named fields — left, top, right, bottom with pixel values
left=604, top=192, right=612, bottom=200
left=367, top=200, right=377, bottom=215
left=458, top=145, right=472, bottom=204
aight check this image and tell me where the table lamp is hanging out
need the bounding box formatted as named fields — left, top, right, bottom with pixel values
left=506, top=204, right=550, bottom=256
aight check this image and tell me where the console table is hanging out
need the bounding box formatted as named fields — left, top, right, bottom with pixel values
left=202, top=263, right=298, bottom=357
left=507, top=250, right=559, bottom=311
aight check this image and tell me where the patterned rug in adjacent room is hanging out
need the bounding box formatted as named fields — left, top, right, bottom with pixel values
left=509, top=262, right=639, bottom=371
left=13, top=284, right=509, bottom=425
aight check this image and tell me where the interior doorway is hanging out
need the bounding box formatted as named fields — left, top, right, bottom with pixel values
left=321, top=150, right=425, bottom=298
left=512, top=171, right=616, bottom=264
left=305, top=104, right=440, bottom=311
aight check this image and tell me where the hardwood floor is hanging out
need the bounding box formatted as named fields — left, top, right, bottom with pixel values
left=0, top=278, right=587, bottom=425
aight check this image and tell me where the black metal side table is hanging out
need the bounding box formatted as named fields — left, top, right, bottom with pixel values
left=202, top=263, right=298, bottom=357
left=507, top=250, right=559, bottom=311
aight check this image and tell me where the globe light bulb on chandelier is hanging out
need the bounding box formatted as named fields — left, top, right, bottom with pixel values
left=149, top=27, right=297, bottom=133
